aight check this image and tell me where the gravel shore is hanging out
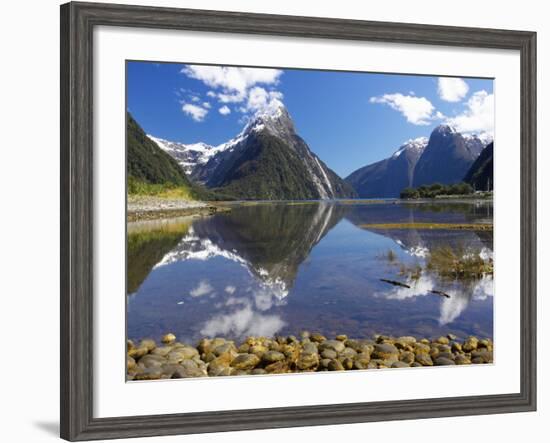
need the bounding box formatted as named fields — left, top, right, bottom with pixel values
left=127, top=196, right=228, bottom=221
left=127, top=332, right=493, bottom=380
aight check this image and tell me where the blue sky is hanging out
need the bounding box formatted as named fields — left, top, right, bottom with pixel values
left=127, top=61, right=493, bottom=177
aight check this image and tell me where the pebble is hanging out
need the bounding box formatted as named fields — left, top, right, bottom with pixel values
left=162, top=333, right=176, bottom=344
left=434, top=357, right=456, bottom=366
left=231, top=353, right=260, bottom=370
left=127, top=333, right=492, bottom=379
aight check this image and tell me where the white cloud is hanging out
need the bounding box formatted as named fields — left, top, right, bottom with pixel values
left=218, top=105, right=231, bottom=116
left=246, top=87, right=284, bottom=113
left=190, top=95, right=200, bottom=103
left=445, top=90, right=494, bottom=134
left=438, top=77, right=469, bottom=102
left=225, top=285, right=236, bottom=294
left=181, top=65, right=282, bottom=95
left=200, top=306, right=285, bottom=338
left=181, top=65, right=285, bottom=119
left=217, top=91, right=247, bottom=104
left=181, top=103, right=208, bottom=122
left=189, top=280, right=214, bottom=297
left=370, top=93, right=436, bottom=125
left=202, top=102, right=211, bottom=109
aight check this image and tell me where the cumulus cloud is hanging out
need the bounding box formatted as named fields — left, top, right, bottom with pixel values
left=225, top=285, right=236, bottom=294
left=202, top=102, right=211, bottom=109
left=217, top=91, right=247, bottom=104
left=181, top=65, right=285, bottom=118
left=246, top=87, right=283, bottom=113
left=370, top=93, right=436, bottom=125
left=218, top=105, right=231, bottom=116
left=189, top=280, right=214, bottom=297
left=437, top=77, right=469, bottom=102
left=181, top=65, right=282, bottom=95
left=181, top=103, right=208, bottom=122
left=445, top=90, right=494, bottom=135
left=200, top=306, right=285, bottom=338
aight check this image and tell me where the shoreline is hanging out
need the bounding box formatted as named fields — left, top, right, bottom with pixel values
left=127, top=195, right=230, bottom=222
left=128, top=332, right=493, bottom=380
left=127, top=196, right=493, bottom=223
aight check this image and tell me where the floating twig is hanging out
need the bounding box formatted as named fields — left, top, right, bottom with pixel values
left=380, top=278, right=411, bottom=288
left=429, top=290, right=451, bottom=298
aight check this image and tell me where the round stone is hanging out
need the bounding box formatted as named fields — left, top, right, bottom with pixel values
left=463, top=336, right=479, bottom=352
left=262, top=350, right=286, bottom=364
left=327, top=359, right=345, bottom=371
left=297, top=352, right=319, bottom=370
left=372, top=343, right=399, bottom=361
left=321, top=349, right=337, bottom=359
left=318, top=340, right=346, bottom=353
left=231, top=353, right=260, bottom=370
left=434, top=356, right=456, bottom=366
left=161, top=333, right=176, bottom=344
left=415, top=353, right=433, bottom=366
left=391, top=361, right=410, bottom=368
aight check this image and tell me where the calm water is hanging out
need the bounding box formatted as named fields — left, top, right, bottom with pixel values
left=127, top=201, right=493, bottom=344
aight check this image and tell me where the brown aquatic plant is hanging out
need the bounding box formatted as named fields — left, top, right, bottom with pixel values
left=426, top=244, right=493, bottom=280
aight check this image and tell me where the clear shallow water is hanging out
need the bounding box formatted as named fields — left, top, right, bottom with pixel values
left=127, top=201, right=493, bottom=344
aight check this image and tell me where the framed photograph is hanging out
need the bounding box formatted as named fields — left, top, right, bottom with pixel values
left=60, top=1, right=536, bottom=441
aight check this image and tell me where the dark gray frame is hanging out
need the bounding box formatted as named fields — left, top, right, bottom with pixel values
left=60, top=1, right=537, bottom=441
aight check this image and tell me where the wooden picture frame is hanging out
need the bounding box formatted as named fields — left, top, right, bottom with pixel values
left=60, top=1, right=537, bottom=440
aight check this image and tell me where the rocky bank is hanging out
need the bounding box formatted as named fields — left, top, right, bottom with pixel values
left=127, top=332, right=493, bottom=380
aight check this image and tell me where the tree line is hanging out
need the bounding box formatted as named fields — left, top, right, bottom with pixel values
left=400, top=182, right=474, bottom=199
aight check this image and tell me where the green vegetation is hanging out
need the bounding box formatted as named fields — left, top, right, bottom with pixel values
left=127, top=113, right=193, bottom=188
left=400, top=182, right=474, bottom=199
left=127, top=221, right=191, bottom=294
left=127, top=176, right=233, bottom=201
left=127, top=176, right=194, bottom=199
left=214, top=133, right=356, bottom=200
left=127, top=113, right=233, bottom=201
left=360, top=222, right=493, bottom=231
left=427, top=245, right=493, bottom=280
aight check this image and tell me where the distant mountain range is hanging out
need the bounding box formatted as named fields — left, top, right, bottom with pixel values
left=345, top=137, right=428, bottom=199
left=346, top=125, right=492, bottom=198
left=132, top=104, right=493, bottom=201
left=147, top=102, right=356, bottom=200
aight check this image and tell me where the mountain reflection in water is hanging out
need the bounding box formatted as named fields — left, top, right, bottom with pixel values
left=127, top=201, right=493, bottom=343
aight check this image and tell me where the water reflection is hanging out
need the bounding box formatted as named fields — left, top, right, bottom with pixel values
left=127, top=201, right=494, bottom=343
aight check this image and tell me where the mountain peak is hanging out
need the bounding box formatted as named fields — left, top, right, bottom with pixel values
left=432, top=124, right=458, bottom=136
left=244, top=100, right=296, bottom=140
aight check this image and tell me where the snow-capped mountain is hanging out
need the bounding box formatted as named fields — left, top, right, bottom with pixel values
left=391, top=137, right=429, bottom=159
left=149, top=101, right=356, bottom=200
left=346, top=125, right=493, bottom=197
left=463, top=132, right=493, bottom=157
left=412, top=125, right=491, bottom=187
left=346, top=137, right=428, bottom=198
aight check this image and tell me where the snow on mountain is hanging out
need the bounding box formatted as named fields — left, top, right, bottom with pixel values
left=148, top=101, right=355, bottom=199
left=392, top=137, right=429, bottom=158
left=148, top=136, right=226, bottom=177
left=463, top=132, right=494, bottom=157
